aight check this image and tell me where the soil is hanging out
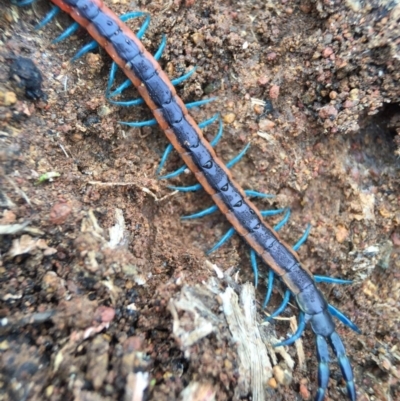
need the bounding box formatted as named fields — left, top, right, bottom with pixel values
left=0, top=0, right=399, bottom=400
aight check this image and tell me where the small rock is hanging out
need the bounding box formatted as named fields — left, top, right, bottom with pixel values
left=267, top=377, right=278, bottom=389
left=258, top=119, right=275, bottom=131
left=0, top=91, right=17, bottom=106
left=336, top=225, right=349, bottom=243
left=299, top=378, right=310, bottom=400
left=322, top=47, right=334, bottom=58
left=318, top=105, right=338, bottom=119
left=329, top=91, right=337, bottom=100
left=273, top=365, right=292, bottom=386
left=49, top=202, right=72, bottom=225
left=258, top=76, right=269, bottom=85
left=222, top=113, right=236, bottom=124
left=266, top=52, right=277, bottom=61
left=269, top=85, right=280, bottom=99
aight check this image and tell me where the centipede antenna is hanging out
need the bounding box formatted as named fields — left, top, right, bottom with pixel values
left=328, top=304, right=361, bottom=333
left=181, top=205, right=218, bottom=220
left=206, top=227, right=236, bottom=255
left=315, top=334, right=330, bottom=401
left=263, top=270, right=275, bottom=308
left=72, top=39, right=98, bottom=61
left=292, top=223, right=311, bottom=251
left=328, top=332, right=357, bottom=401
left=35, top=6, right=60, bottom=30
left=260, top=208, right=285, bottom=217
left=314, top=276, right=353, bottom=285
left=53, top=22, right=80, bottom=43
left=264, top=289, right=291, bottom=321
left=250, top=249, right=259, bottom=288
left=274, top=312, right=306, bottom=347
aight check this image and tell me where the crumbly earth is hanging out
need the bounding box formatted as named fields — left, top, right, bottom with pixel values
left=0, top=0, right=399, bottom=400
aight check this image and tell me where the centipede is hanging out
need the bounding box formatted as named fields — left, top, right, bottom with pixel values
left=11, top=0, right=361, bottom=400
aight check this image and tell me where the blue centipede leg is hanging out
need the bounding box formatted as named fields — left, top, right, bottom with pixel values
left=250, top=249, right=259, bottom=288
left=181, top=205, right=218, bottom=220
left=260, top=208, right=285, bottom=217
left=35, top=6, right=60, bottom=30
left=244, top=190, right=274, bottom=198
left=328, top=332, right=356, bottom=401
left=263, top=270, right=275, bottom=308
left=157, top=144, right=174, bottom=175
left=315, top=334, right=331, bottom=401
left=13, top=0, right=35, bottom=5
left=274, top=312, right=306, bottom=347
left=168, top=183, right=202, bottom=192
left=225, top=143, right=251, bottom=169
left=273, top=209, right=291, bottom=231
left=72, top=40, right=98, bottom=62
left=186, top=97, right=217, bottom=110
left=264, top=289, right=291, bottom=321
left=206, top=227, right=236, bottom=255
left=171, top=67, right=197, bottom=86
left=119, top=118, right=157, bottom=128
left=158, top=114, right=220, bottom=180
left=292, top=224, right=311, bottom=251
left=327, top=304, right=361, bottom=333
left=314, top=276, right=353, bottom=285
left=108, top=34, right=167, bottom=99
left=53, top=22, right=80, bottom=43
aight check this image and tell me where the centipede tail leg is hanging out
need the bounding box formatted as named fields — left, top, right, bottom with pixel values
left=315, top=334, right=331, bottom=401
left=328, top=332, right=357, bottom=401
left=328, top=305, right=361, bottom=333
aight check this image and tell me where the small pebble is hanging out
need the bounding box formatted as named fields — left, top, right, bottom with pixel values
left=49, top=203, right=72, bottom=225
left=322, top=47, right=334, bottom=58
left=269, top=85, right=280, bottom=99
left=318, top=105, right=338, bottom=119
left=223, top=113, right=236, bottom=124
left=258, top=119, right=275, bottom=131
left=0, top=91, right=17, bottom=106
left=336, top=225, right=349, bottom=243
